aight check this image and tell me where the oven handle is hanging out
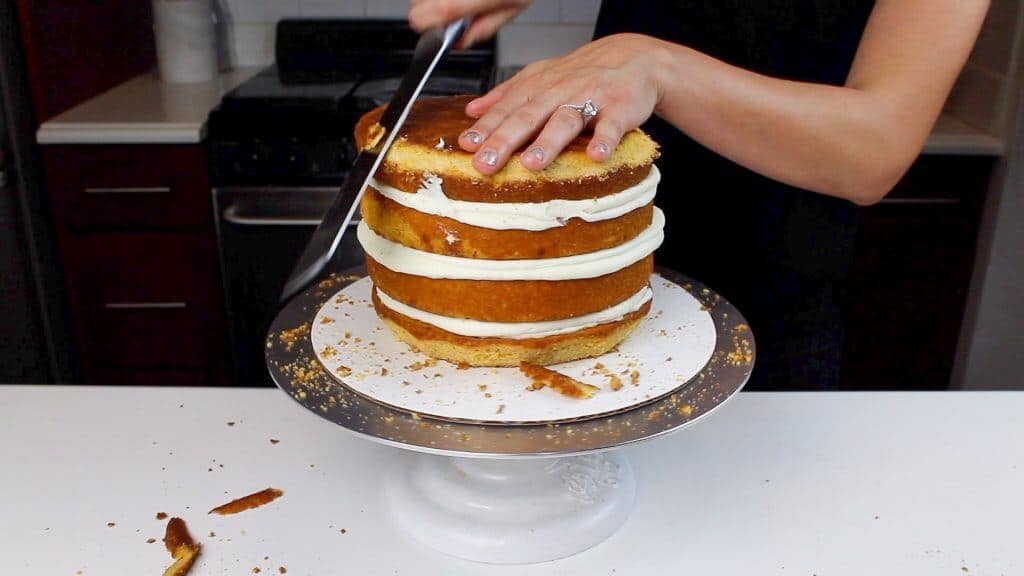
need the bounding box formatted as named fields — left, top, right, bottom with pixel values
left=222, top=203, right=361, bottom=228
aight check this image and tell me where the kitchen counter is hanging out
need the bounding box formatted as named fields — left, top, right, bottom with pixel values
left=35, top=68, right=261, bottom=145
left=923, top=113, right=1005, bottom=156
left=0, top=386, right=1020, bottom=574
left=36, top=67, right=1006, bottom=155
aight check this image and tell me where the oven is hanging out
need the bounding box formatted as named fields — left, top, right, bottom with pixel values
left=213, top=187, right=363, bottom=385
left=207, top=19, right=495, bottom=385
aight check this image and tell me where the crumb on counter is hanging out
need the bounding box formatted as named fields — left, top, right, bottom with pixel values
left=209, top=488, right=284, bottom=516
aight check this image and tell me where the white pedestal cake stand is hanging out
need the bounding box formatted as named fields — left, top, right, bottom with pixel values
left=266, top=268, right=754, bottom=564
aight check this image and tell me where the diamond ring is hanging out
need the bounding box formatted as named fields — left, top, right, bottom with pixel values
left=558, top=99, right=598, bottom=125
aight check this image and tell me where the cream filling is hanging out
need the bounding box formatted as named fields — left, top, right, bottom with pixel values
left=377, top=285, right=653, bottom=339
left=369, top=165, right=660, bottom=231
left=358, top=207, right=665, bottom=280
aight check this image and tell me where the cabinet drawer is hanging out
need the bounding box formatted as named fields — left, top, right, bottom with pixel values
left=43, top=145, right=211, bottom=230
left=66, top=232, right=224, bottom=370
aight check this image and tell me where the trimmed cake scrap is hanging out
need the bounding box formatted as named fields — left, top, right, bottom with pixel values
left=520, top=363, right=599, bottom=399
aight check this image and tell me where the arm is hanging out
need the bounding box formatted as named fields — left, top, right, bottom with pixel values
left=652, top=0, right=990, bottom=205
left=458, top=0, right=990, bottom=205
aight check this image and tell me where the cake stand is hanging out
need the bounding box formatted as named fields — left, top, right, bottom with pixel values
left=266, top=267, right=754, bottom=564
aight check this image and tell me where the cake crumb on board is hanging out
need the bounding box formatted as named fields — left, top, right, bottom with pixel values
left=520, top=363, right=599, bottom=399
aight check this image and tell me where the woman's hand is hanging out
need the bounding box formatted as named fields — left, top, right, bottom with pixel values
left=457, top=34, right=668, bottom=175
left=408, top=0, right=533, bottom=48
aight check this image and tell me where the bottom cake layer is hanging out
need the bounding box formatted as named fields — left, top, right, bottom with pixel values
left=372, top=288, right=652, bottom=366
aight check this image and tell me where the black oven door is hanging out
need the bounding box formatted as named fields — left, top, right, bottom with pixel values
left=213, top=187, right=364, bottom=386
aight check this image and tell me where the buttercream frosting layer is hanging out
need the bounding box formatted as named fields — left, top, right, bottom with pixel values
left=356, top=207, right=665, bottom=281
left=375, top=285, right=653, bottom=339
left=369, top=165, right=660, bottom=231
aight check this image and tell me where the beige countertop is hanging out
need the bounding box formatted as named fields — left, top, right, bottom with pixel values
left=36, top=68, right=261, bottom=145
left=37, top=67, right=1006, bottom=156
left=923, top=113, right=1005, bottom=156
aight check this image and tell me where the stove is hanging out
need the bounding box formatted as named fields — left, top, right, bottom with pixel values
left=209, top=19, right=495, bottom=385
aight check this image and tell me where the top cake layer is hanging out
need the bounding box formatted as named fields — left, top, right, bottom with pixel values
left=355, top=95, right=659, bottom=203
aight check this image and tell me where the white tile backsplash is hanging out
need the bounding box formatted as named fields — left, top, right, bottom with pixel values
left=559, top=0, right=601, bottom=24
left=226, top=22, right=277, bottom=67
left=517, top=1, right=560, bottom=23
left=364, top=0, right=410, bottom=18
left=221, top=0, right=298, bottom=24
left=298, top=0, right=365, bottom=17
left=217, top=0, right=601, bottom=68
left=497, top=22, right=595, bottom=67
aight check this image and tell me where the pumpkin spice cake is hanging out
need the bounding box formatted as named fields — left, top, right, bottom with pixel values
left=355, top=95, right=663, bottom=366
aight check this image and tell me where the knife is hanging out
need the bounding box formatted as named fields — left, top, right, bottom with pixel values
left=279, top=18, right=470, bottom=302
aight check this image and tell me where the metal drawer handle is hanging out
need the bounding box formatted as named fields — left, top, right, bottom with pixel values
left=84, top=186, right=172, bottom=195
left=103, top=302, right=188, bottom=310
left=879, top=197, right=961, bottom=205
left=222, top=203, right=361, bottom=228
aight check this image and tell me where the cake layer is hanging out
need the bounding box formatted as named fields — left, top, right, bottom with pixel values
left=368, top=165, right=660, bottom=230
left=361, top=188, right=653, bottom=259
left=373, top=289, right=651, bottom=367
left=375, top=285, right=653, bottom=339
left=356, top=207, right=665, bottom=280
left=366, top=255, right=653, bottom=322
left=355, top=95, right=659, bottom=203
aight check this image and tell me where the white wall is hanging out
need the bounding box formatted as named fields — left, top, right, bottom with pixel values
left=959, top=89, right=1024, bottom=390
left=954, top=0, right=1024, bottom=390
left=217, top=0, right=598, bottom=68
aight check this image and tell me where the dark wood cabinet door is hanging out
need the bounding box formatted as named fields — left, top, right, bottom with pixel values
left=16, top=0, right=155, bottom=124
left=43, top=145, right=212, bottom=231
left=840, top=156, right=993, bottom=390
left=42, top=143, right=229, bottom=386
left=64, top=232, right=226, bottom=377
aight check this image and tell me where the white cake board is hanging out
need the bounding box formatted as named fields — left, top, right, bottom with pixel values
left=309, top=275, right=717, bottom=424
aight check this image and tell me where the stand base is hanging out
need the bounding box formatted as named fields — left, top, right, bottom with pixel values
left=386, top=451, right=636, bottom=564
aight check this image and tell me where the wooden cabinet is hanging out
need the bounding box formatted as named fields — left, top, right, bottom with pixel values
left=840, top=155, right=994, bottom=390
left=42, top=144, right=228, bottom=385
left=45, top=146, right=212, bottom=230
left=15, top=0, right=155, bottom=124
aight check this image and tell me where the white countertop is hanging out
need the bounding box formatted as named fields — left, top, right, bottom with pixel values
left=0, top=386, right=1020, bottom=575
left=35, top=68, right=261, bottom=145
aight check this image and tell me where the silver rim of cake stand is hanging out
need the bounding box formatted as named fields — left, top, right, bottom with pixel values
left=266, top=266, right=755, bottom=459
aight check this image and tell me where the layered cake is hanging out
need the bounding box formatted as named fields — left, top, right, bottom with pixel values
left=355, top=95, right=663, bottom=366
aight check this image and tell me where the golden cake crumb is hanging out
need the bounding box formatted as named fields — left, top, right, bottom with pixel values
left=209, top=488, right=284, bottom=516
left=162, top=517, right=200, bottom=576
left=363, top=121, right=386, bottom=151
left=519, top=363, right=598, bottom=399
left=277, top=323, right=309, bottom=352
